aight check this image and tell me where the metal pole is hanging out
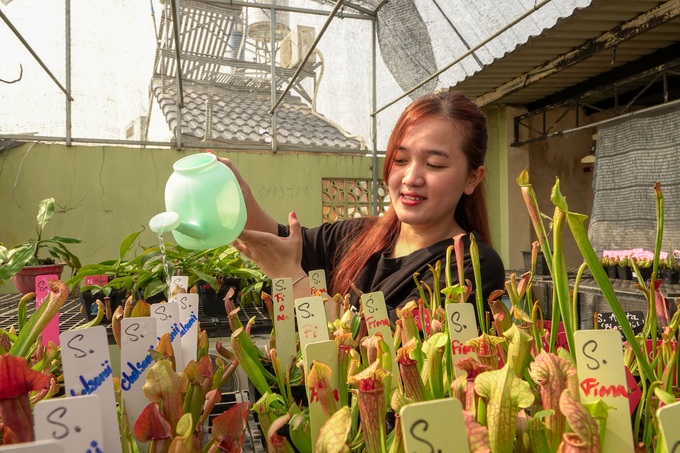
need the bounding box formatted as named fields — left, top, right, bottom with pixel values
left=371, top=15, right=378, bottom=215
left=204, top=0, right=374, bottom=20
left=546, top=97, right=680, bottom=139
left=171, top=0, right=184, bottom=149
left=0, top=8, right=73, bottom=101
left=269, top=0, right=345, bottom=114
left=372, top=0, right=553, bottom=116
left=65, top=0, right=72, bottom=146
left=270, top=0, right=278, bottom=153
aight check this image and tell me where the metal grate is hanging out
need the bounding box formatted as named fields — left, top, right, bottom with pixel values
left=0, top=293, right=88, bottom=334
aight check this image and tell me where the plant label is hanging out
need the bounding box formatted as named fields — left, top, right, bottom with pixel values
left=540, top=320, right=569, bottom=351
left=400, top=398, right=469, bottom=453
left=60, top=326, right=122, bottom=453
left=361, top=291, right=397, bottom=388
left=35, top=274, right=60, bottom=346
left=120, top=317, right=158, bottom=428
left=657, top=401, right=680, bottom=452
left=412, top=307, right=431, bottom=333
left=295, top=296, right=329, bottom=364
left=574, top=329, right=634, bottom=453
left=83, top=275, right=100, bottom=286
left=34, top=394, right=104, bottom=453
left=272, top=277, right=297, bottom=369
left=169, top=275, right=189, bottom=294
left=309, top=269, right=335, bottom=322
left=171, top=292, right=199, bottom=367
left=596, top=311, right=645, bottom=339
left=151, top=302, right=184, bottom=371
left=0, top=439, right=64, bottom=452
left=304, top=340, right=339, bottom=452
left=309, top=269, right=328, bottom=297
left=446, top=303, right=478, bottom=377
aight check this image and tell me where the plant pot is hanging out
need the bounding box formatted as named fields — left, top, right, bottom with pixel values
left=11, top=263, right=65, bottom=294
left=661, top=269, right=679, bottom=286
left=605, top=265, right=618, bottom=279
left=521, top=251, right=549, bottom=275
left=634, top=267, right=652, bottom=282
left=197, top=278, right=241, bottom=317
left=617, top=265, right=632, bottom=280
left=79, top=288, right=128, bottom=322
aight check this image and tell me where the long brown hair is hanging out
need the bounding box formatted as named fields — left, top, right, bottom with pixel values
left=330, top=90, right=491, bottom=296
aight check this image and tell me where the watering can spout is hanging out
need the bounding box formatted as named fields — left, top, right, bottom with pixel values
left=149, top=211, right=207, bottom=240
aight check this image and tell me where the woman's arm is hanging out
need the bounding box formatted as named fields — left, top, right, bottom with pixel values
left=216, top=156, right=279, bottom=235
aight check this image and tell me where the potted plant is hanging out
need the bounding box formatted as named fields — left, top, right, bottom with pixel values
left=660, top=252, right=679, bottom=286
left=601, top=252, right=619, bottom=279
left=67, top=230, right=145, bottom=321
left=0, top=198, right=82, bottom=294
left=172, top=244, right=267, bottom=317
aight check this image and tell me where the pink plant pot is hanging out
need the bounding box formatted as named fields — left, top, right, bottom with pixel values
left=11, top=264, right=65, bottom=294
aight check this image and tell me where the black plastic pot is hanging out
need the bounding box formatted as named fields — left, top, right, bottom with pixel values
left=617, top=265, right=632, bottom=280
left=197, top=278, right=241, bottom=317
left=522, top=250, right=549, bottom=275
left=80, top=288, right=128, bottom=322
left=661, top=268, right=679, bottom=285
left=604, top=265, right=618, bottom=279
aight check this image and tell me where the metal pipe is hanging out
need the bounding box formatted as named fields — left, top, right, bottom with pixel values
left=546, top=98, right=680, bottom=140
left=0, top=134, right=377, bottom=154
left=171, top=0, right=184, bottom=149
left=372, top=0, right=553, bottom=116
left=0, top=7, right=73, bottom=101
left=269, top=0, right=345, bottom=114
left=371, top=15, right=378, bottom=215
left=204, top=0, right=374, bottom=19
left=270, top=0, right=278, bottom=153
left=65, top=0, right=72, bottom=146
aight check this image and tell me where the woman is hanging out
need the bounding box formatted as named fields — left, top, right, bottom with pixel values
left=222, top=90, right=505, bottom=320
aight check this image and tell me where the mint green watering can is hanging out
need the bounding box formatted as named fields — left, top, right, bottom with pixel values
left=149, top=153, right=247, bottom=250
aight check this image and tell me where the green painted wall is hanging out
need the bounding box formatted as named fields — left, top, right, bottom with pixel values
left=483, top=107, right=507, bottom=263
left=0, top=143, right=380, bottom=293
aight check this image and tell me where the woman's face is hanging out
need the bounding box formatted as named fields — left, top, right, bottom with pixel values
left=388, top=117, right=484, bottom=235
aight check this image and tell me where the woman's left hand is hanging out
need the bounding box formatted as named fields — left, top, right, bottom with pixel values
left=232, top=212, right=304, bottom=279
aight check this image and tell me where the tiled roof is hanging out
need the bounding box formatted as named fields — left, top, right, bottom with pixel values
left=151, top=77, right=364, bottom=151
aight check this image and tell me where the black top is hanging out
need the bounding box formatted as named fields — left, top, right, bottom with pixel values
left=279, top=217, right=506, bottom=320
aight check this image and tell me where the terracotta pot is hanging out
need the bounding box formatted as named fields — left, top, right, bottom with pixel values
left=11, top=263, right=65, bottom=294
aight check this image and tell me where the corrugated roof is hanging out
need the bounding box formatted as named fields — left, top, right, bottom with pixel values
left=450, top=0, right=680, bottom=107
left=151, top=77, right=364, bottom=150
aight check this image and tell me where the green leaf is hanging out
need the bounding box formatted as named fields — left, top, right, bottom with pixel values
left=36, top=198, right=55, bottom=234
left=0, top=243, right=38, bottom=280
left=144, top=280, right=167, bottom=299
left=119, top=231, right=141, bottom=261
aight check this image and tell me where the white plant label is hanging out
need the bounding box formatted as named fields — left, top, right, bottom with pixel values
left=34, top=394, right=104, bottom=453
left=120, top=316, right=158, bottom=428
left=60, top=326, right=122, bottom=453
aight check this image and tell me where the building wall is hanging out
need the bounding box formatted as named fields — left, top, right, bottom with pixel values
left=0, top=143, right=378, bottom=293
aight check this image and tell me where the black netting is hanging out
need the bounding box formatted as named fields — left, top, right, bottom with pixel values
left=588, top=108, right=680, bottom=255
